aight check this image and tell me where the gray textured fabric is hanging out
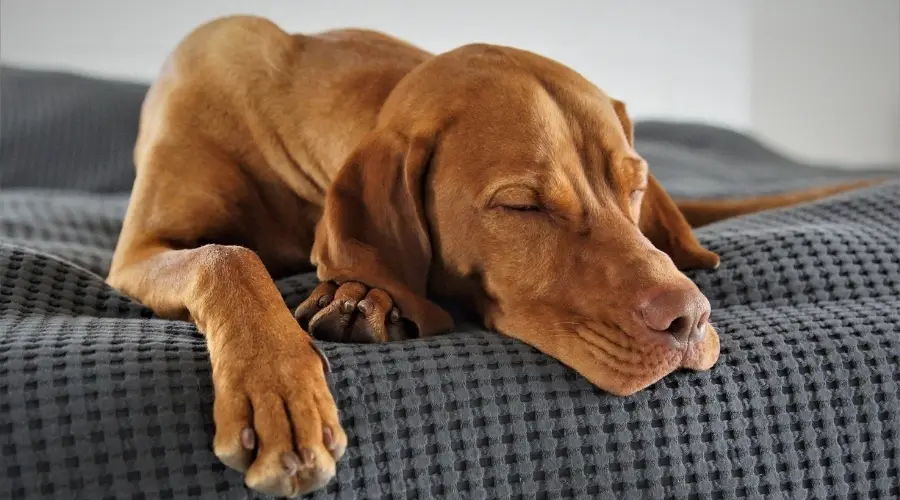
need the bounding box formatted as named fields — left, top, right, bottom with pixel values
left=2, top=67, right=900, bottom=500
left=1, top=67, right=145, bottom=193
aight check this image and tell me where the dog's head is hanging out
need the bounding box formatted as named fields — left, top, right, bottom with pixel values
left=312, top=44, right=721, bottom=396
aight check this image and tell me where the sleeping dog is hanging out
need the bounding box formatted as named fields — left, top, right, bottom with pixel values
left=107, top=16, right=874, bottom=496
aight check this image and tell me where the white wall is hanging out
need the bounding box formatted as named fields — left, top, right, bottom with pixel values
left=1, top=0, right=897, bottom=166
left=0, top=0, right=751, bottom=126
left=751, top=0, right=900, bottom=166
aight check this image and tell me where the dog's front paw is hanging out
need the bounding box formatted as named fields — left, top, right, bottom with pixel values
left=294, top=281, right=412, bottom=342
left=209, top=323, right=347, bottom=497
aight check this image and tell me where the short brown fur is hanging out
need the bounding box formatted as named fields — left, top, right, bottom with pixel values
left=107, top=16, right=877, bottom=496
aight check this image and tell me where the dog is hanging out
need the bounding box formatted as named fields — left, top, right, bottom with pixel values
left=106, top=15, right=876, bottom=496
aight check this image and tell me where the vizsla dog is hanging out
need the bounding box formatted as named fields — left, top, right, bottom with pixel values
left=107, top=15, right=875, bottom=496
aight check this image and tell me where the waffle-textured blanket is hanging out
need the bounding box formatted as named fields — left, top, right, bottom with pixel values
left=2, top=67, right=899, bottom=499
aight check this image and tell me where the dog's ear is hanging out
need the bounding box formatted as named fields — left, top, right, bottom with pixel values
left=639, top=176, right=720, bottom=270
left=311, top=129, right=453, bottom=337
left=612, top=99, right=720, bottom=270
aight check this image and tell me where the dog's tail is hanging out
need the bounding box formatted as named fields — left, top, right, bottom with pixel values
left=676, top=179, right=886, bottom=228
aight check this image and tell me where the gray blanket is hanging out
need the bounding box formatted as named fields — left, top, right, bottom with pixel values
left=2, top=67, right=899, bottom=500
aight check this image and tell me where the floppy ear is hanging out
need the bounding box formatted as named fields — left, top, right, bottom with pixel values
left=310, top=129, right=454, bottom=337
left=612, top=99, right=720, bottom=270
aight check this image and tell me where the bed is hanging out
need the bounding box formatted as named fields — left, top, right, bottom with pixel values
left=2, top=66, right=899, bottom=499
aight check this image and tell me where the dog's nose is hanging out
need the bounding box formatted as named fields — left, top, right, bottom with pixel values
left=640, top=287, right=710, bottom=344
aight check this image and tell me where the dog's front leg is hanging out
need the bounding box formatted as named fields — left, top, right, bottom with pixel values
left=107, top=243, right=346, bottom=497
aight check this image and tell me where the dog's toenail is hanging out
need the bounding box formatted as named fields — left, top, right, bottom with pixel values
left=310, top=342, right=332, bottom=374
left=341, top=300, right=356, bottom=314
left=281, top=452, right=302, bottom=474
left=240, top=428, right=255, bottom=449
left=389, top=308, right=400, bottom=323
left=323, top=426, right=336, bottom=450
left=298, top=448, right=315, bottom=467
left=317, top=294, right=333, bottom=307
left=358, top=300, right=371, bottom=314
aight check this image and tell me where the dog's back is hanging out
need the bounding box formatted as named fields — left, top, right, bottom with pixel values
left=119, top=16, right=431, bottom=279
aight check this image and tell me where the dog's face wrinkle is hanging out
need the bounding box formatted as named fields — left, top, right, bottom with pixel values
left=573, top=325, right=642, bottom=365
left=573, top=332, right=647, bottom=377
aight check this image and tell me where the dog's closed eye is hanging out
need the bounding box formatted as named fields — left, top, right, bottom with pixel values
left=489, top=186, right=543, bottom=212
left=504, top=204, right=542, bottom=212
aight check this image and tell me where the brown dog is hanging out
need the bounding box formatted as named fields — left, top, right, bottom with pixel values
left=106, top=15, right=876, bottom=496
